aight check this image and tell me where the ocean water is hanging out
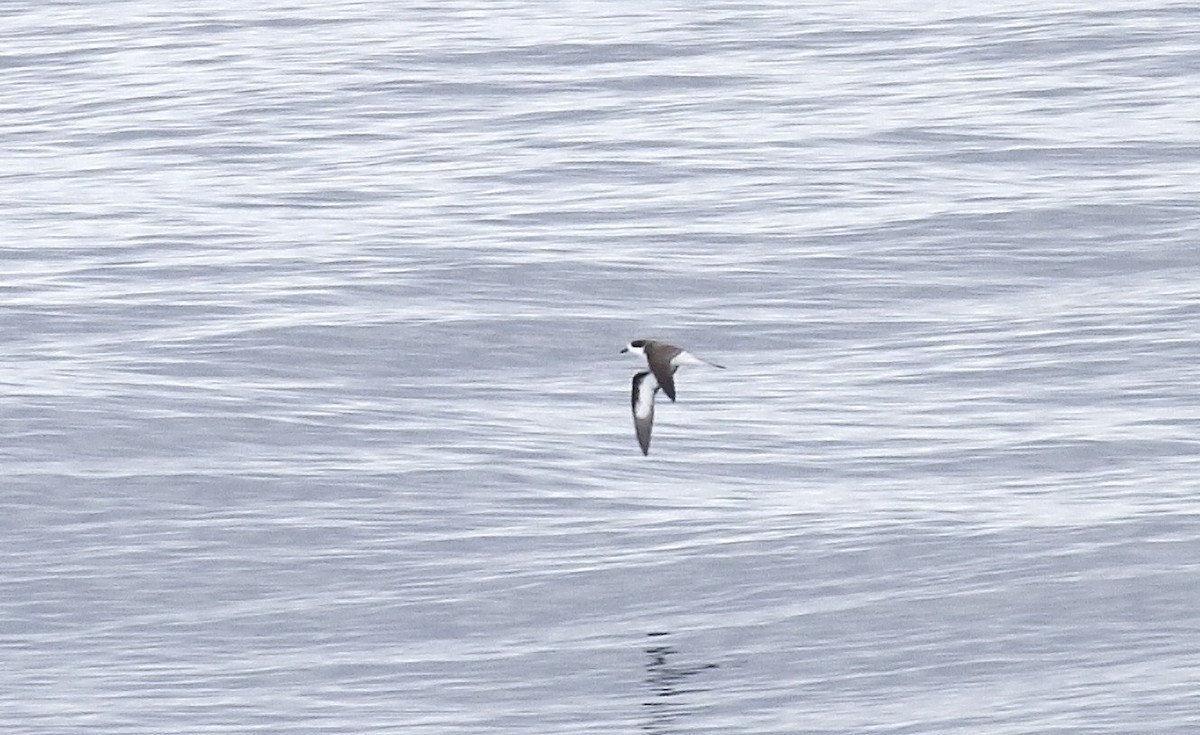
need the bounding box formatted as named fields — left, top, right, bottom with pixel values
left=2, top=1, right=1199, bottom=732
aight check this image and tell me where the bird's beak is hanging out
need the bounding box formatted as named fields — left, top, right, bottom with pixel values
left=620, top=347, right=628, bottom=354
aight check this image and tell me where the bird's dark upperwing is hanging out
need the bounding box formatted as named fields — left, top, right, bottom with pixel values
left=646, top=345, right=681, bottom=401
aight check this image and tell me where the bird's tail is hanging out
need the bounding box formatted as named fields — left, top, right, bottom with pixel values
left=677, top=351, right=725, bottom=369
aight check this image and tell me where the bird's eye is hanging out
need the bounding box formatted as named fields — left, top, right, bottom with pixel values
left=631, top=340, right=645, bottom=347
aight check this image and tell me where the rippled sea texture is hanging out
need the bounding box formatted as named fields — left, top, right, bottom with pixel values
left=3, top=2, right=1199, bottom=732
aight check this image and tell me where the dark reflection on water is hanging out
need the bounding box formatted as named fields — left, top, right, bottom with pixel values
left=640, top=631, right=719, bottom=734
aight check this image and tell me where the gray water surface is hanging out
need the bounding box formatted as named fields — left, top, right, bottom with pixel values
left=3, top=2, right=1199, bottom=732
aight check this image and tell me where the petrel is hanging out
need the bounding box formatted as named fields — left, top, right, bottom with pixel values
left=620, top=339, right=725, bottom=455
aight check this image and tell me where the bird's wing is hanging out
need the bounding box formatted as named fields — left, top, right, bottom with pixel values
left=646, top=343, right=682, bottom=401
left=631, top=370, right=660, bottom=455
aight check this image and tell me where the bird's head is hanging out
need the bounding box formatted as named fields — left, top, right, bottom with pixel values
left=620, top=339, right=648, bottom=356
